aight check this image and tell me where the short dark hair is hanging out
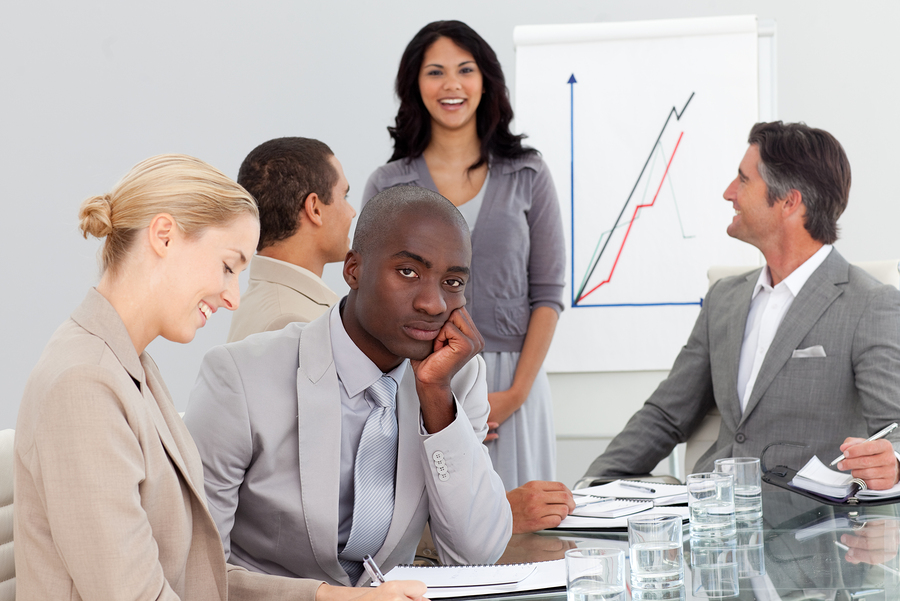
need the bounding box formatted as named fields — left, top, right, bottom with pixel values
left=237, top=137, right=337, bottom=250
left=353, top=185, right=469, bottom=256
left=748, top=121, right=850, bottom=245
left=387, top=20, right=537, bottom=170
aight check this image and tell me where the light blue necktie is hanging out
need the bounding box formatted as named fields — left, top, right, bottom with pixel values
left=338, top=374, right=399, bottom=584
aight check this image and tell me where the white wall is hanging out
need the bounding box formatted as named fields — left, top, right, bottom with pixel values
left=4, top=2, right=900, bottom=485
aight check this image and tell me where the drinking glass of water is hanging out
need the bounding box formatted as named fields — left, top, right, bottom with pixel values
left=714, top=457, right=762, bottom=522
left=689, top=535, right=739, bottom=597
left=631, top=586, right=686, bottom=601
left=565, top=547, right=626, bottom=601
left=687, top=472, right=736, bottom=539
left=627, top=514, right=684, bottom=590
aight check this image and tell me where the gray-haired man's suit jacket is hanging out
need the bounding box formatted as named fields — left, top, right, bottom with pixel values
left=585, top=249, right=900, bottom=478
left=185, top=311, right=511, bottom=587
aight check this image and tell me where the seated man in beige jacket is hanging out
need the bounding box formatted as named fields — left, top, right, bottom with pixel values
left=228, top=137, right=356, bottom=343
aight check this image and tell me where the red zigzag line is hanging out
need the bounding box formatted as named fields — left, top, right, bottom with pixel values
left=577, top=130, right=685, bottom=303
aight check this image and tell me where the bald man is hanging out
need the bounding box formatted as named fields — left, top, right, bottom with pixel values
left=185, top=186, right=511, bottom=587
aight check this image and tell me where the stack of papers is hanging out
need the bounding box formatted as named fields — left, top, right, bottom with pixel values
left=571, top=498, right=653, bottom=519
left=381, top=559, right=565, bottom=598
left=575, top=480, right=688, bottom=506
left=554, top=505, right=690, bottom=531
left=383, top=563, right=536, bottom=588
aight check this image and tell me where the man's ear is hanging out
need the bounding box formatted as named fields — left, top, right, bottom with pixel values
left=148, top=213, right=176, bottom=257
left=303, top=193, right=324, bottom=227
left=781, top=189, right=805, bottom=219
left=343, top=250, right=361, bottom=290
left=782, top=188, right=803, bottom=213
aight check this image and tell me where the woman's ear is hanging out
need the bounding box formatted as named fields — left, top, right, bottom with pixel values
left=148, top=213, right=177, bottom=257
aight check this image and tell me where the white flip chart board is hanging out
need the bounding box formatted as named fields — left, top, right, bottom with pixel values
left=515, top=16, right=772, bottom=372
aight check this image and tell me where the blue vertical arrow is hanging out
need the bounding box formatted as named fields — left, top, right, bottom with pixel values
left=568, top=73, right=577, bottom=306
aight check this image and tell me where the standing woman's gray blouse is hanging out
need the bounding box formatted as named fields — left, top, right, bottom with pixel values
left=364, top=153, right=566, bottom=489
left=363, top=154, right=566, bottom=352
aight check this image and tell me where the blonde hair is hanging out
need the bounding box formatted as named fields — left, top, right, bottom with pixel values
left=78, top=154, right=259, bottom=275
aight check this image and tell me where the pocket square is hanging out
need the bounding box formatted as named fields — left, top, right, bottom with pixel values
left=792, top=345, right=826, bottom=358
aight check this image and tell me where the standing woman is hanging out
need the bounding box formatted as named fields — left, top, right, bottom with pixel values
left=14, top=155, right=424, bottom=601
left=364, top=21, right=565, bottom=489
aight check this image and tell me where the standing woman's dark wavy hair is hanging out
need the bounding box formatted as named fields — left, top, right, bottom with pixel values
left=388, top=20, right=537, bottom=170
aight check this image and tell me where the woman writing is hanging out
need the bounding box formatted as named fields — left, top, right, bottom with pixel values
left=14, top=155, right=424, bottom=601
left=364, top=21, right=566, bottom=490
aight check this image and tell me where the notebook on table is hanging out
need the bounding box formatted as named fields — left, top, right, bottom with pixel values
left=574, top=480, right=688, bottom=506
left=379, top=559, right=566, bottom=599
left=763, top=455, right=900, bottom=506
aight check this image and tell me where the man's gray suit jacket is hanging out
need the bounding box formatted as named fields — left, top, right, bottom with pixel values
left=585, top=249, right=900, bottom=478
left=184, top=311, right=512, bottom=587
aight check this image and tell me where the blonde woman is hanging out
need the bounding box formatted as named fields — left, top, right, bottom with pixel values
left=13, top=155, right=424, bottom=601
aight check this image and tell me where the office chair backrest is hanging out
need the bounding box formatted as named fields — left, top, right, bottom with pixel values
left=683, top=259, right=900, bottom=475
left=0, top=429, right=14, bottom=601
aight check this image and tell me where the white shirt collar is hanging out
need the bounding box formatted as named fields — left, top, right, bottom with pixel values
left=329, top=301, right=408, bottom=399
left=751, top=245, right=833, bottom=300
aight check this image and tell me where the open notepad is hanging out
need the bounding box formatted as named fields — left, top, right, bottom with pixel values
left=379, top=560, right=565, bottom=598
left=790, top=456, right=900, bottom=501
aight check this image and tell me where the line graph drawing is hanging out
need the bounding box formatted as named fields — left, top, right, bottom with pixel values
left=572, top=87, right=700, bottom=307
left=514, top=17, right=761, bottom=371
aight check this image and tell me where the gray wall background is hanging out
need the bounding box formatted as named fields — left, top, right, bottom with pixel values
left=3, top=1, right=899, bottom=486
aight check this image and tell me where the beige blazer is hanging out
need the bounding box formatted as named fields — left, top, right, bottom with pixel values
left=227, top=255, right=339, bottom=342
left=14, top=289, right=323, bottom=601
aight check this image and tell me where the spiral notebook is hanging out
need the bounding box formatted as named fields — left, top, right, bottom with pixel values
left=575, top=480, right=688, bottom=506
left=379, top=559, right=565, bottom=598
left=382, top=563, right=536, bottom=588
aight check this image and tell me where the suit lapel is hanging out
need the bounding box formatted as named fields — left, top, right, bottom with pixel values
left=295, top=313, right=348, bottom=585
left=717, top=271, right=759, bottom=431
left=73, top=289, right=229, bottom=599
left=73, top=290, right=209, bottom=505
left=375, top=368, right=426, bottom=564
left=740, top=252, right=847, bottom=424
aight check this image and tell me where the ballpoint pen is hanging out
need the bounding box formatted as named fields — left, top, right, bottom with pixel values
left=829, top=422, right=898, bottom=466
left=363, top=554, right=386, bottom=585
left=573, top=494, right=615, bottom=507
left=835, top=541, right=900, bottom=576
left=620, top=482, right=656, bottom=494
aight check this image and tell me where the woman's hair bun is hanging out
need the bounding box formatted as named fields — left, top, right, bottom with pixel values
left=78, top=193, right=114, bottom=239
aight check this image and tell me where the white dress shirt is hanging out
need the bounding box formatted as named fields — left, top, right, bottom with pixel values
left=736, top=245, right=833, bottom=411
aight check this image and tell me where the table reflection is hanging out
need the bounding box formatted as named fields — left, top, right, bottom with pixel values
left=481, top=490, right=900, bottom=600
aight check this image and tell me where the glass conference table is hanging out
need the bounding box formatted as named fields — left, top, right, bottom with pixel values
left=466, top=490, right=900, bottom=600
